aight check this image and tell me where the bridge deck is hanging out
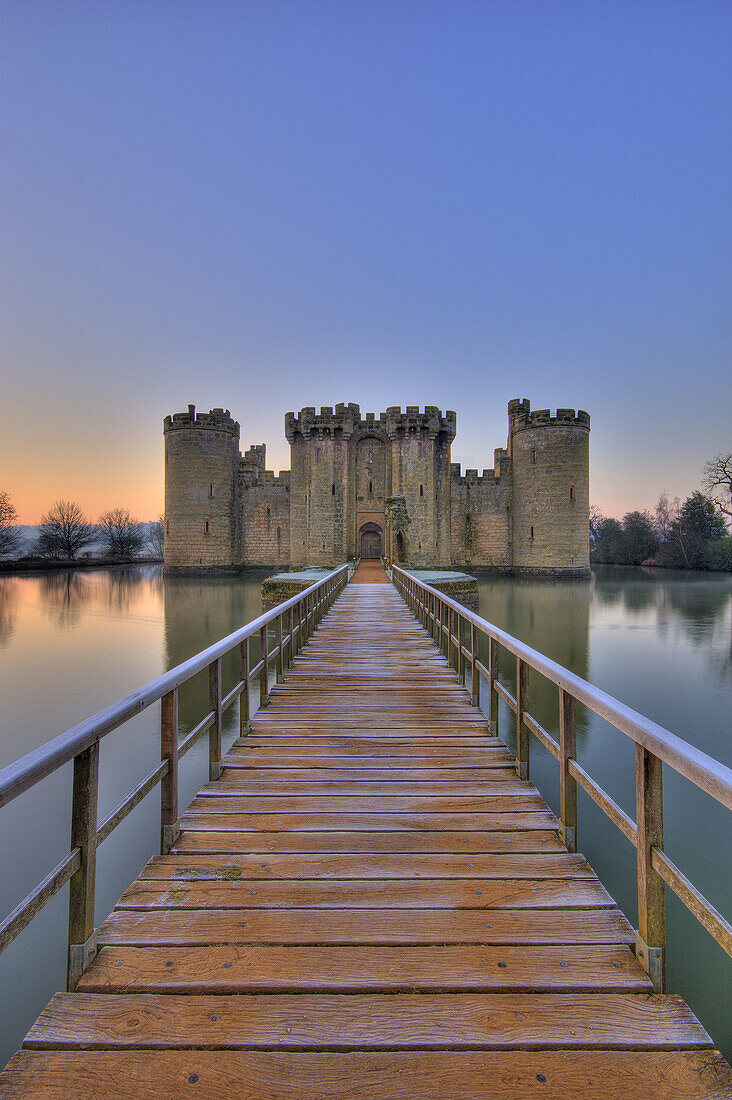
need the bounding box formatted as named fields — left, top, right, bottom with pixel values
left=2, top=575, right=730, bottom=1097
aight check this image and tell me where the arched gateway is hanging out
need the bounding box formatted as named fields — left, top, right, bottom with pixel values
left=359, top=522, right=382, bottom=559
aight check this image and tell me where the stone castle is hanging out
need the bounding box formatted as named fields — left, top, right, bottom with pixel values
left=163, top=399, right=590, bottom=575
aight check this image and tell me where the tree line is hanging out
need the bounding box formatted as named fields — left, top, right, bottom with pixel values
left=0, top=494, right=165, bottom=561
left=591, top=453, right=732, bottom=572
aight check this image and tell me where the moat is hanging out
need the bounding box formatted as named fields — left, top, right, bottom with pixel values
left=0, top=564, right=729, bottom=1064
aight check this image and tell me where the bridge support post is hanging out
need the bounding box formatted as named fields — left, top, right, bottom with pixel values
left=488, top=637, right=499, bottom=736
left=559, top=689, right=577, bottom=852
left=160, top=688, right=180, bottom=852
left=209, top=658, right=223, bottom=780
left=515, top=658, right=530, bottom=780
left=260, top=625, right=269, bottom=708
left=471, top=623, right=480, bottom=708
left=636, top=745, right=666, bottom=992
left=239, top=638, right=251, bottom=734
left=67, top=741, right=99, bottom=991
left=276, top=613, right=284, bottom=683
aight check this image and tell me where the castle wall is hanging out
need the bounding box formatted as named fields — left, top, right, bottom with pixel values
left=239, top=475, right=290, bottom=568
left=163, top=407, right=239, bottom=571
left=164, top=397, right=591, bottom=575
left=509, top=400, right=591, bottom=575
left=450, top=470, right=512, bottom=569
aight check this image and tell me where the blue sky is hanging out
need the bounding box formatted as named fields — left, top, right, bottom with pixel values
left=2, top=1, right=730, bottom=521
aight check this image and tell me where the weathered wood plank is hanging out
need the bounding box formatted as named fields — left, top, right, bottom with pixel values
left=138, top=851, right=595, bottom=880
left=24, top=992, right=712, bottom=1050
left=4, top=1049, right=731, bottom=1100
left=168, top=828, right=562, bottom=853
left=97, top=907, right=636, bottom=946
left=78, top=944, right=651, bottom=994
left=115, top=877, right=615, bottom=910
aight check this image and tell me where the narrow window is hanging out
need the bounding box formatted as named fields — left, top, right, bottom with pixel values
left=277, top=526, right=281, bottom=540
left=530, top=525, right=534, bottom=539
left=316, top=448, right=320, bottom=462
left=205, top=520, right=209, bottom=534
left=209, top=484, right=213, bottom=497
left=419, top=484, right=423, bottom=497
left=166, top=520, right=169, bottom=535
left=570, top=485, right=574, bottom=500
left=332, top=483, right=335, bottom=495
left=368, top=451, right=372, bottom=462
left=267, top=506, right=271, bottom=518
left=531, top=448, right=536, bottom=463
left=418, top=443, right=422, bottom=456
left=369, top=480, right=372, bottom=494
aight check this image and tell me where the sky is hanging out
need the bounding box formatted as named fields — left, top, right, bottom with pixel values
left=2, top=1, right=730, bottom=524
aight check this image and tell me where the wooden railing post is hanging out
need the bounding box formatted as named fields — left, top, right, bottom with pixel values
left=260, top=624, right=269, bottom=708
left=240, top=638, right=250, bottom=734
left=636, top=745, right=666, bottom=992
left=160, top=688, right=180, bottom=853
left=515, top=657, right=529, bottom=780
left=287, top=607, right=294, bottom=668
left=458, top=614, right=466, bottom=685
left=209, top=657, right=222, bottom=780
left=67, top=741, right=99, bottom=990
left=488, top=636, right=499, bottom=736
left=471, top=623, right=480, bottom=708
left=276, top=612, right=284, bottom=683
left=559, top=688, right=577, bottom=852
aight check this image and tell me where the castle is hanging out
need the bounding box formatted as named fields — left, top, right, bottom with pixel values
left=163, top=399, right=590, bottom=575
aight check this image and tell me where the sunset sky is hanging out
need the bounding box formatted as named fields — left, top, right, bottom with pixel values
left=2, top=1, right=730, bottom=524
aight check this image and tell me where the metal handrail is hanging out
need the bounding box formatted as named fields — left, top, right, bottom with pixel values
left=0, top=563, right=349, bottom=987
left=391, top=564, right=732, bottom=990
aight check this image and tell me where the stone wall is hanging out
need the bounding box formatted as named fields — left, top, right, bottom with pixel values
left=164, top=397, right=591, bottom=575
left=509, top=400, right=591, bottom=575
left=450, top=468, right=512, bottom=569
left=163, top=406, right=239, bottom=571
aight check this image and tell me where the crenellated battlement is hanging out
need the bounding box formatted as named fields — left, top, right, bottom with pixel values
left=165, top=394, right=590, bottom=575
left=164, top=404, right=240, bottom=437
left=384, top=405, right=457, bottom=440
left=450, top=464, right=501, bottom=485
left=508, top=398, right=590, bottom=433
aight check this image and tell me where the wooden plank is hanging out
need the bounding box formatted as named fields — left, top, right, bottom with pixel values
left=24, top=992, right=712, bottom=1050
left=138, top=851, right=596, bottom=880
left=97, top=908, right=636, bottom=947
left=168, top=829, right=561, bottom=853
left=78, top=944, right=652, bottom=994
left=215, top=766, right=519, bottom=781
left=4, top=1050, right=731, bottom=1100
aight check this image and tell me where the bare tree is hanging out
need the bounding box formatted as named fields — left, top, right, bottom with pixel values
left=36, top=500, right=94, bottom=559
left=148, top=514, right=165, bottom=558
left=0, top=491, right=20, bottom=557
left=703, top=453, right=732, bottom=530
left=98, top=508, right=144, bottom=558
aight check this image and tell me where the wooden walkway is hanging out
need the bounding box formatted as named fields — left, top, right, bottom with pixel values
left=2, top=572, right=730, bottom=1097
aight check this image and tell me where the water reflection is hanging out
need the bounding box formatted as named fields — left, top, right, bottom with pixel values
left=0, top=578, right=18, bottom=648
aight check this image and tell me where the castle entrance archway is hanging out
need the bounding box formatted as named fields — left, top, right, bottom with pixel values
left=359, top=523, right=382, bottom=559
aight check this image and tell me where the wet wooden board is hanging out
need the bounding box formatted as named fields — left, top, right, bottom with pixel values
left=78, top=944, right=651, bottom=994
left=4, top=573, right=726, bottom=1096
left=97, top=907, right=638, bottom=947
left=171, top=828, right=562, bottom=853
left=24, top=992, right=711, bottom=1050
left=3, top=1049, right=731, bottom=1100
left=115, top=878, right=614, bottom=910
left=137, top=851, right=596, bottom=879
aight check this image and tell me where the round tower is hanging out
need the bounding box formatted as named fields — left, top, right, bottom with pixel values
left=163, top=405, right=240, bottom=572
left=508, top=398, right=591, bottom=576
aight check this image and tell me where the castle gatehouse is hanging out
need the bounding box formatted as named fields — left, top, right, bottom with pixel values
left=163, top=399, right=590, bottom=575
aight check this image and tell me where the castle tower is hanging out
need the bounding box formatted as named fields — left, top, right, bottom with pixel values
left=286, top=404, right=358, bottom=567
left=385, top=406, right=456, bottom=567
left=508, top=398, right=591, bottom=575
left=163, top=405, right=240, bottom=571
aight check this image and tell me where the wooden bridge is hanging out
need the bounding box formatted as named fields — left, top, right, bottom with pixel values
left=1, top=561, right=731, bottom=1096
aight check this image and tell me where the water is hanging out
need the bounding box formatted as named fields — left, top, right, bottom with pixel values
left=0, top=564, right=730, bottom=1064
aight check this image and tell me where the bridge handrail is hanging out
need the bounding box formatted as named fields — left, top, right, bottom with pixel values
left=391, top=564, right=732, bottom=988
left=0, top=564, right=349, bottom=988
